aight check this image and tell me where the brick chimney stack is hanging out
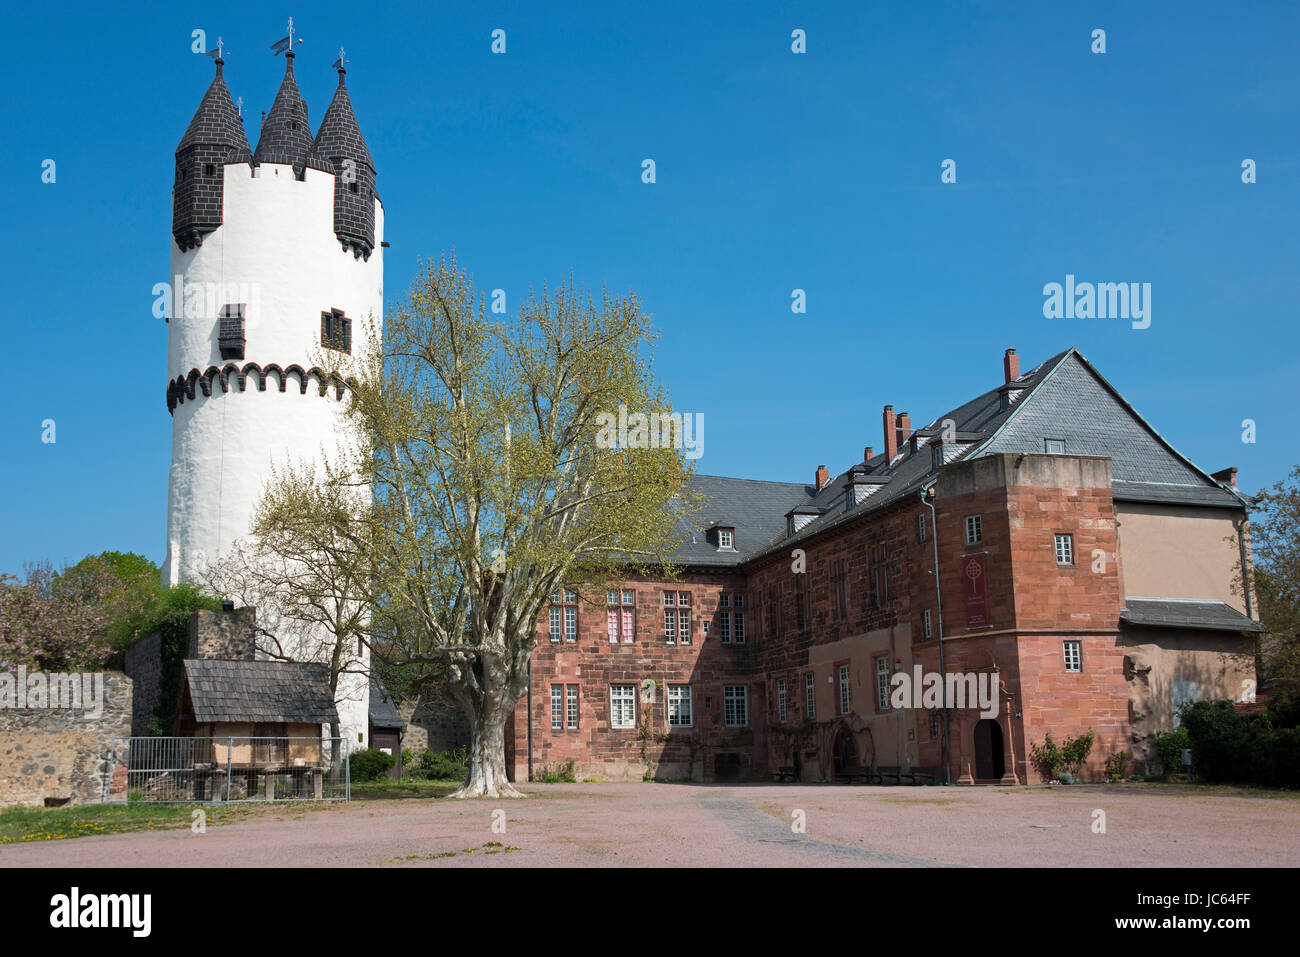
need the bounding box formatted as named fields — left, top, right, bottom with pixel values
left=1004, top=347, right=1020, bottom=383
left=896, top=411, right=912, bottom=451
left=815, top=464, right=830, bottom=491
left=882, top=405, right=898, bottom=463
left=863, top=445, right=874, bottom=463
left=1211, top=466, right=1238, bottom=488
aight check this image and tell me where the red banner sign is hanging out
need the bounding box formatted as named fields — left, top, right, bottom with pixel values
left=963, top=554, right=988, bottom=630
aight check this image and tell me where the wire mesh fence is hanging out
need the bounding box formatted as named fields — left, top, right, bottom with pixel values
left=127, top=737, right=350, bottom=803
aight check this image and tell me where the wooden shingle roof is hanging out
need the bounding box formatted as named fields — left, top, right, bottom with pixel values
left=183, top=659, right=339, bottom=724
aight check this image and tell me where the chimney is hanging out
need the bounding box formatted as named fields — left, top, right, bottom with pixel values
left=896, top=412, right=912, bottom=452
left=1211, top=466, right=1238, bottom=488
left=815, top=465, right=830, bottom=491
left=863, top=445, right=874, bottom=463
left=1004, top=347, right=1019, bottom=383
left=882, top=405, right=898, bottom=463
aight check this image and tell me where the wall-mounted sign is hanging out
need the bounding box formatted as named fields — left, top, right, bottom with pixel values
left=963, top=554, right=988, bottom=630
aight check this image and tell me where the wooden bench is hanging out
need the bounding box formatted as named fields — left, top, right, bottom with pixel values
left=835, top=765, right=878, bottom=784
left=903, top=766, right=939, bottom=786
left=770, top=766, right=799, bottom=782
left=875, top=765, right=904, bottom=785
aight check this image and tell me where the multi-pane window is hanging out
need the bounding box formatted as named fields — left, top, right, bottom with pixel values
left=965, top=515, right=982, bottom=545
left=923, top=608, right=933, bottom=640
left=876, top=657, right=891, bottom=711
left=552, top=685, right=579, bottom=730
left=776, top=678, right=787, bottom=723
left=607, top=589, right=636, bottom=643
left=551, top=686, right=564, bottom=730
left=805, top=672, right=816, bottom=718
left=549, top=589, right=579, bottom=642
left=764, top=585, right=782, bottom=638
left=830, top=559, right=848, bottom=620
left=1063, top=640, right=1082, bottom=673
left=929, top=711, right=941, bottom=740
left=610, top=684, right=636, bottom=728
left=838, top=665, right=851, bottom=715
left=668, top=684, right=692, bottom=727
left=917, top=512, right=927, bottom=543
left=796, top=574, right=810, bottom=630
left=734, top=598, right=746, bottom=644
left=719, top=607, right=731, bottom=643
left=1044, top=439, right=1066, bottom=454
left=1054, top=534, right=1074, bottom=566
left=723, top=685, right=748, bottom=727
left=664, top=591, right=691, bottom=644
left=718, top=529, right=734, bottom=549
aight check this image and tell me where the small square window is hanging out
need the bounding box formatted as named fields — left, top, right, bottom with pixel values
left=1063, top=640, right=1082, bottom=673
left=1045, top=439, right=1066, bottom=455
left=965, top=515, right=982, bottom=545
left=204, top=163, right=216, bottom=176
left=1055, top=533, right=1074, bottom=565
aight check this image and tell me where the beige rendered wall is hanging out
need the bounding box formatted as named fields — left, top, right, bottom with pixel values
left=1115, top=503, right=1248, bottom=612
left=1121, top=626, right=1255, bottom=770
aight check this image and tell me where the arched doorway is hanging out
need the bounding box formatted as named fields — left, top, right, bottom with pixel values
left=832, top=725, right=857, bottom=776
left=973, top=718, right=1004, bottom=781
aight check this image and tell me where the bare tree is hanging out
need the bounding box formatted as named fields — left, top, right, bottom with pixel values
left=260, top=253, right=698, bottom=797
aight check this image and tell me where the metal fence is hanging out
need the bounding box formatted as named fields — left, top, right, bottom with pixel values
left=127, top=737, right=350, bottom=803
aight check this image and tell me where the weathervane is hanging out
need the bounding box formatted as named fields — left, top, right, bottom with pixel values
left=331, top=46, right=348, bottom=71
left=270, top=17, right=303, bottom=56
left=205, top=36, right=227, bottom=60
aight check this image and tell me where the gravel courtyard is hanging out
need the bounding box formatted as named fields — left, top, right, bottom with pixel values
left=3, top=782, right=1296, bottom=868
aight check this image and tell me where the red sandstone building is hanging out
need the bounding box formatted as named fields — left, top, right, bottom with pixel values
left=508, top=347, right=1262, bottom=785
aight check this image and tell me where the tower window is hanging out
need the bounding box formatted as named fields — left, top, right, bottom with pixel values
left=349, top=181, right=359, bottom=193
left=321, top=309, right=352, bottom=354
left=218, top=304, right=245, bottom=361
left=204, top=163, right=216, bottom=176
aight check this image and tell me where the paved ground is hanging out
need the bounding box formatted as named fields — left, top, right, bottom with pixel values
left=3, top=782, right=1296, bottom=867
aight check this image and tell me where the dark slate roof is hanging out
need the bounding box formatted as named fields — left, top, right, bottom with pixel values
left=1122, top=598, right=1265, bottom=633
left=183, top=659, right=339, bottom=724
left=674, top=347, right=1246, bottom=569
left=368, top=677, right=406, bottom=731
left=979, top=350, right=1244, bottom=509
left=176, top=59, right=251, bottom=158
left=313, top=71, right=375, bottom=172
left=669, top=475, right=812, bottom=567
left=253, top=54, right=330, bottom=173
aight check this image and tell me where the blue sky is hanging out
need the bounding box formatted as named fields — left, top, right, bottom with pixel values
left=2, top=1, right=1298, bottom=575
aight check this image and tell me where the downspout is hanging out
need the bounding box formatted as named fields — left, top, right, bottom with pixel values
left=527, top=658, right=534, bottom=782
left=1235, top=514, right=1254, bottom=620
left=920, top=484, right=952, bottom=786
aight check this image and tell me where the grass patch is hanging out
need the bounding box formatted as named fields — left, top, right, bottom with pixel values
left=0, top=801, right=271, bottom=844
left=349, top=779, right=463, bottom=801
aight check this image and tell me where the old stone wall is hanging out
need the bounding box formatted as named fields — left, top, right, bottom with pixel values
left=0, top=672, right=132, bottom=807
left=124, top=632, right=162, bottom=737
left=400, top=692, right=471, bottom=755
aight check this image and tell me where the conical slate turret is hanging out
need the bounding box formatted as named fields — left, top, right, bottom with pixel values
left=173, top=57, right=251, bottom=251
left=313, top=63, right=378, bottom=258
left=253, top=53, right=330, bottom=176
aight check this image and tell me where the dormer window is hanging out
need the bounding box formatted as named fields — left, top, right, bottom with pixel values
left=718, top=528, right=733, bottom=549
left=931, top=442, right=944, bottom=471
left=1045, top=439, right=1066, bottom=454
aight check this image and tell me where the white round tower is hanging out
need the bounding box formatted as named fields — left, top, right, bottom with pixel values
left=163, top=52, right=383, bottom=745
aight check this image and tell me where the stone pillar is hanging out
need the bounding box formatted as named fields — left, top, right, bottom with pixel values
left=999, top=698, right=1020, bottom=785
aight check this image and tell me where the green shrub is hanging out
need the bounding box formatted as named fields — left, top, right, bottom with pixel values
left=1030, top=729, right=1096, bottom=781
left=532, top=760, right=576, bottom=783
left=349, top=747, right=397, bottom=781
left=1177, top=699, right=1300, bottom=788
left=1152, top=726, right=1190, bottom=775
left=419, top=746, right=470, bottom=781
left=1103, top=750, right=1131, bottom=782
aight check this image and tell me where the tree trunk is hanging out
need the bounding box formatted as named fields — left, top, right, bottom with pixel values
left=451, top=699, right=524, bottom=798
